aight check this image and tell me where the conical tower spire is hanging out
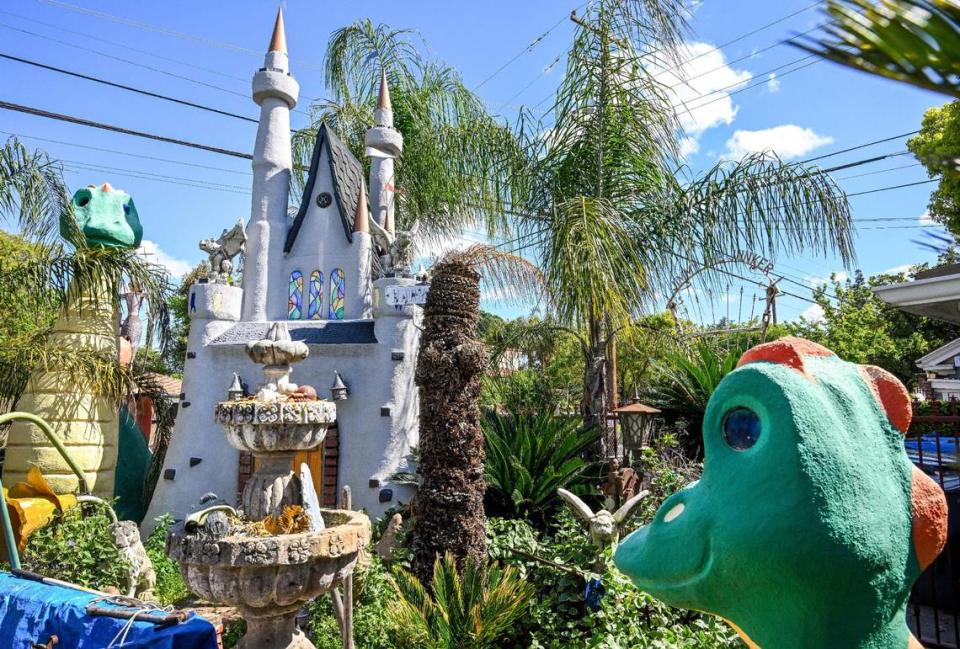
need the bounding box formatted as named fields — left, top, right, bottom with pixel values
left=378, top=67, right=392, bottom=114
left=354, top=180, right=369, bottom=233
left=268, top=6, right=287, bottom=54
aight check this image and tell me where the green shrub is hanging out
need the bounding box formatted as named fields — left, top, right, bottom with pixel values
left=483, top=410, right=599, bottom=525
left=304, top=554, right=394, bottom=649
left=387, top=552, right=535, bottom=649
left=143, top=514, right=191, bottom=605
left=22, top=504, right=130, bottom=591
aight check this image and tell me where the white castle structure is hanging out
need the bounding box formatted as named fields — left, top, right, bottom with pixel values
left=145, top=9, right=420, bottom=525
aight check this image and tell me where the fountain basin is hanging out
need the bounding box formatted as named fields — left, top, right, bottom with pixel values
left=167, top=510, right=370, bottom=648
left=215, top=400, right=336, bottom=453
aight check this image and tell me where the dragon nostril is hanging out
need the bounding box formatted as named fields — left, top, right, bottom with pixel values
left=664, top=503, right=685, bottom=523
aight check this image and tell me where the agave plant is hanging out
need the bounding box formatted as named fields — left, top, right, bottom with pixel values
left=482, top=409, right=599, bottom=525
left=645, top=340, right=747, bottom=457
left=387, top=552, right=534, bottom=649
left=793, top=0, right=960, bottom=97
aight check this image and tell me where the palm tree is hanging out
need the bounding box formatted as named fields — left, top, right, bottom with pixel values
left=412, top=246, right=541, bottom=582
left=0, top=137, right=170, bottom=410
left=516, top=0, right=854, bottom=430
left=792, top=0, right=960, bottom=98
left=294, top=20, right=528, bottom=240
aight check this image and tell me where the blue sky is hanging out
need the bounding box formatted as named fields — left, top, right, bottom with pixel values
left=0, top=0, right=947, bottom=323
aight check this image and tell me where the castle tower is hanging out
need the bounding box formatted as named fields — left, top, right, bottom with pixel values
left=365, top=68, right=403, bottom=235
left=242, top=8, right=299, bottom=321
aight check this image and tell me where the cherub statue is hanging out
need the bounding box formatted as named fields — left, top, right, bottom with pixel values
left=557, top=487, right=649, bottom=547
left=369, top=219, right=419, bottom=277
left=199, top=219, right=246, bottom=283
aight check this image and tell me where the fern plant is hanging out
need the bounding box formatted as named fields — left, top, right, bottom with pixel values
left=387, top=553, right=534, bottom=649
left=483, top=410, right=599, bottom=525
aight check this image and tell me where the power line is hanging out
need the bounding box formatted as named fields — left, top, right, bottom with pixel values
left=474, top=1, right=590, bottom=91
left=0, top=129, right=252, bottom=176
left=0, top=9, right=251, bottom=84
left=0, top=52, right=259, bottom=123
left=35, top=0, right=327, bottom=72
left=60, top=158, right=250, bottom=191
left=800, top=130, right=921, bottom=164
left=682, top=57, right=820, bottom=112
left=0, top=99, right=252, bottom=159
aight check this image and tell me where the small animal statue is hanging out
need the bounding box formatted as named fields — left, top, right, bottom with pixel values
left=199, top=219, right=246, bottom=283
left=369, top=218, right=419, bottom=277
left=120, top=290, right=143, bottom=356
left=615, top=337, right=949, bottom=649
left=108, top=520, right=157, bottom=601
left=557, top=488, right=649, bottom=547
left=601, top=458, right=641, bottom=511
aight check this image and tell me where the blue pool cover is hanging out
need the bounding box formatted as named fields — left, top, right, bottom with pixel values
left=0, top=572, right=218, bottom=648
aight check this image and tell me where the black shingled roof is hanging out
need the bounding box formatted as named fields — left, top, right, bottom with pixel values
left=285, top=122, right=363, bottom=252
left=209, top=320, right=378, bottom=346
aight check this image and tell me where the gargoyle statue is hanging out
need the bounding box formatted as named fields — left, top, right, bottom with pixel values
left=557, top=487, right=649, bottom=547
left=369, top=218, right=419, bottom=277
left=199, top=219, right=246, bottom=283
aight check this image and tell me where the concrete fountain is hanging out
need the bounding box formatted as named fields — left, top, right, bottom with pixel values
left=167, top=322, right=370, bottom=649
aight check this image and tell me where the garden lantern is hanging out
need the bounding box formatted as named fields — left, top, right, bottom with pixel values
left=614, top=400, right=660, bottom=456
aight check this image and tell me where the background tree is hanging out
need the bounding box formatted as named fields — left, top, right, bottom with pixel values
left=518, top=0, right=854, bottom=429
left=793, top=0, right=960, bottom=98
left=907, top=100, right=960, bottom=234
left=788, top=269, right=960, bottom=383
left=295, top=20, right=527, bottom=240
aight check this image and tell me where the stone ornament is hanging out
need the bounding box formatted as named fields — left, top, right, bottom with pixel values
left=199, top=219, right=247, bottom=284
left=557, top=488, right=648, bottom=547
left=615, top=337, right=949, bottom=649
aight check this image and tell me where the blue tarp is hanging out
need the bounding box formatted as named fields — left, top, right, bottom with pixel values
left=0, top=572, right=219, bottom=649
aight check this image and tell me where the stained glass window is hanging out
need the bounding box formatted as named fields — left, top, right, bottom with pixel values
left=308, top=270, right=323, bottom=320
left=288, top=270, right=303, bottom=319
left=329, top=268, right=345, bottom=320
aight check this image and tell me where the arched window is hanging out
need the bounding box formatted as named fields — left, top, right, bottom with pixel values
left=329, top=268, right=345, bottom=320
left=288, top=270, right=303, bottom=319
left=308, top=270, right=323, bottom=320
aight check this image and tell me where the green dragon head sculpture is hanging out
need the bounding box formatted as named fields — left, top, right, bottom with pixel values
left=615, top=336, right=947, bottom=649
left=61, top=183, right=142, bottom=249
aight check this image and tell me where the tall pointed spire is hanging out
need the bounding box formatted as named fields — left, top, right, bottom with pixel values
left=268, top=6, right=287, bottom=54
left=354, top=180, right=369, bottom=233
left=378, top=67, right=392, bottom=113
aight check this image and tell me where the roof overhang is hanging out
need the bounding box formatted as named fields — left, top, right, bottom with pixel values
left=873, top=271, right=960, bottom=325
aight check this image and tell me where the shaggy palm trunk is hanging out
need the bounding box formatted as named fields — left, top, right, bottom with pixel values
left=412, top=259, right=488, bottom=583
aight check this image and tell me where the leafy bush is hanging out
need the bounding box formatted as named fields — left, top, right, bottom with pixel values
left=22, top=504, right=130, bottom=591
left=143, top=514, right=191, bottom=605
left=483, top=410, right=599, bottom=525
left=304, top=554, right=394, bottom=649
left=387, top=552, right=535, bottom=649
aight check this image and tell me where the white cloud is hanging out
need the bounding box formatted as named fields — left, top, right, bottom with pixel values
left=882, top=264, right=913, bottom=275
left=801, top=303, right=825, bottom=323
left=652, top=41, right=752, bottom=150
left=678, top=136, right=700, bottom=157
left=919, top=210, right=935, bottom=226
left=414, top=231, right=487, bottom=263
left=805, top=271, right=848, bottom=287
left=766, top=73, right=780, bottom=93
left=724, top=125, right=834, bottom=160
left=137, top=239, right=194, bottom=279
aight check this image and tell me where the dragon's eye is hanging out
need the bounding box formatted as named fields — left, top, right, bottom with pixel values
left=123, top=202, right=131, bottom=215
left=722, top=407, right=761, bottom=451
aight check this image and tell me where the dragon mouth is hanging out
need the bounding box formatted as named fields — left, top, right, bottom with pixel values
left=620, top=536, right=713, bottom=594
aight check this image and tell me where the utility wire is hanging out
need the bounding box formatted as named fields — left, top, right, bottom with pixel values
left=0, top=129, right=252, bottom=176
left=474, top=1, right=591, bottom=91
left=0, top=52, right=259, bottom=123
left=0, top=9, right=251, bottom=84
left=0, top=99, right=253, bottom=159
left=800, top=131, right=921, bottom=164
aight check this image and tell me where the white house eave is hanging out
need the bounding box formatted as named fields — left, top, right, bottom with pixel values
left=873, top=272, right=960, bottom=325
left=916, top=337, right=960, bottom=368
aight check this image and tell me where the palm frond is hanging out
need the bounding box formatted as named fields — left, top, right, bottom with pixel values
left=792, top=0, right=960, bottom=97
left=439, top=244, right=544, bottom=307
left=0, top=137, right=71, bottom=243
